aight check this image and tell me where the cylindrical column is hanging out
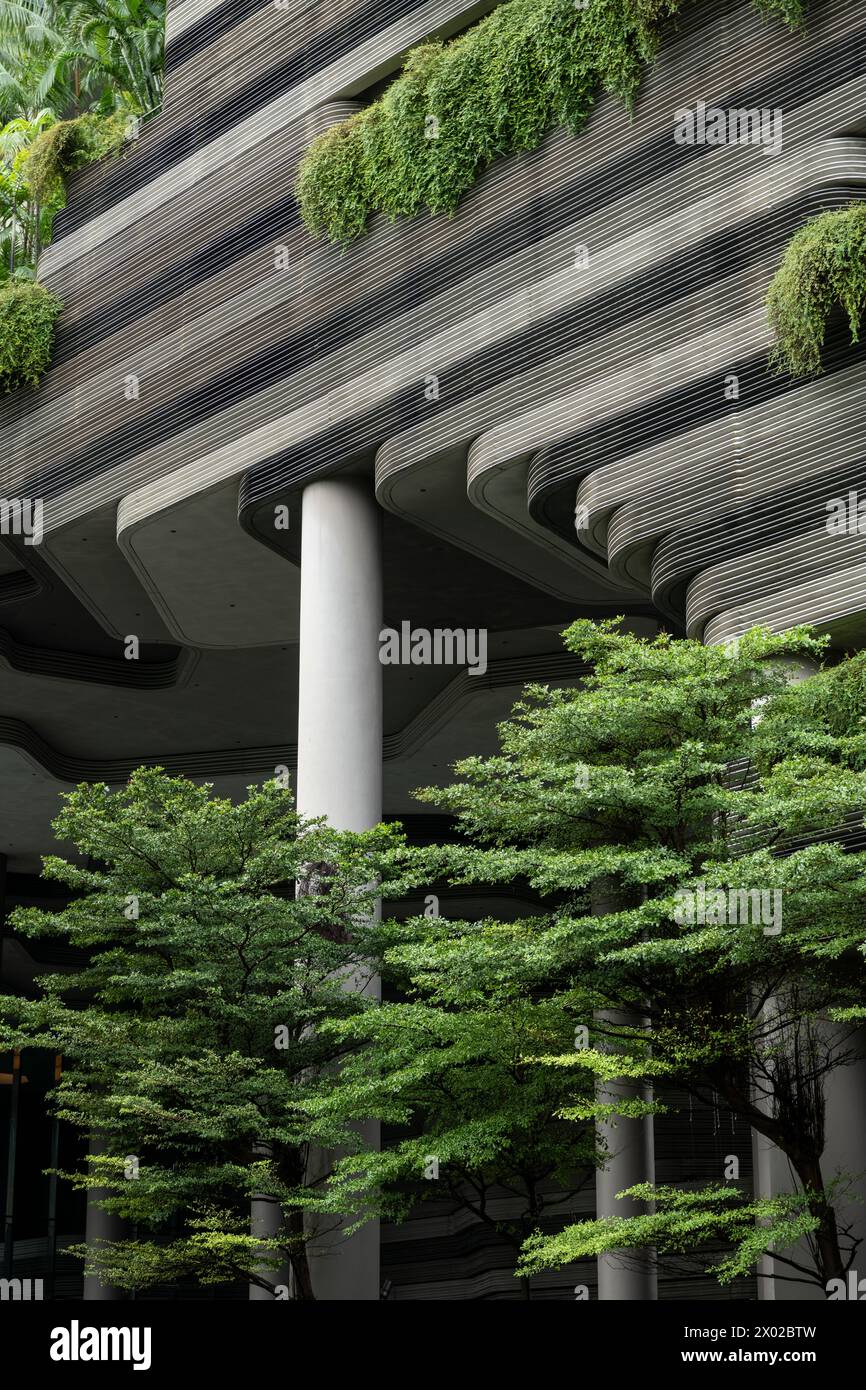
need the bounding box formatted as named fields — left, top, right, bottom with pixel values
left=83, top=1136, right=125, bottom=1300
left=250, top=1144, right=292, bottom=1300
left=822, top=1028, right=866, bottom=1290
left=749, top=655, right=821, bottom=1301
left=297, top=475, right=383, bottom=830
left=296, top=475, right=382, bottom=1301
left=592, top=880, right=657, bottom=1300
left=595, top=1009, right=657, bottom=1301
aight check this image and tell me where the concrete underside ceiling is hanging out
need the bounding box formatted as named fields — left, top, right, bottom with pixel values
left=1, top=478, right=637, bottom=869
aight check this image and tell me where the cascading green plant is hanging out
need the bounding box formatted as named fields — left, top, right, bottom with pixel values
left=767, top=202, right=866, bottom=378
left=23, top=110, right=131, bottom=205
left=296, top=0, right=805, bottom=245
left=0, top=112, right=132, bottom=392
left=0, top=277, right=62, bottom=390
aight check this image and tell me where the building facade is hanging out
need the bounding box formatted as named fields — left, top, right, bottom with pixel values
left=2, top=0, right=866, bottom=1299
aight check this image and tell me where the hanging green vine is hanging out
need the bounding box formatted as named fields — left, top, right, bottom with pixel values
left=0, top=113, right=133, bottom=393
left=767, top=202, right=866, bottom=377
left=0, top=280, right=63, bottom=392
left=23, top=111, right=132, bottom=207
left=296, top=0, right=805, bottom=244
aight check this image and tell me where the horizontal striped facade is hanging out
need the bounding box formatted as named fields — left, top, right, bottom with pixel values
left=0, top=0, right=861, bottom=659
left=2, top=0, right=866, bottom=1300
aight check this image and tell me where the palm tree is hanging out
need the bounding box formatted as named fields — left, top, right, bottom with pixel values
left=0, top=1, right=164, bottom=276
left=68, top=0, right=164, bottom=114
left=0, top=108, right=56, bottom=274
left=0, top=109, right=55, bottom=269
left=0, top=2, right=75, bottom=120
left=0, top=0, right=164, bottom=122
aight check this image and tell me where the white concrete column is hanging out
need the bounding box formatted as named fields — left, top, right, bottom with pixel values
left=297, top=475, right=383, bottom=831
left=595, top=1009, right=657, bottom=1301
left=83, top=1136, right=125, bottom=1300
left=821, top=1028, right=866, bottom=1291
left=296, top=475, right=382, bottom=1301
left=592, top=880, right=657, bottom=1300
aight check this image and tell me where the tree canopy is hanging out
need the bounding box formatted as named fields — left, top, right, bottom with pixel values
left=317, top=621, right=866, bottom=1294
left=0, top=767, right=400, bottom=1297
left=3, top=623, right=866, bottom=1298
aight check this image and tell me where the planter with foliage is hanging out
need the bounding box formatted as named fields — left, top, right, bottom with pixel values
left=0, top=277, right=62, bottom=390
left=296, top=0, right=805, bottom=245
left=0, top=112, right=132, bottom=392
left=767, top=201, right=866, bottom=377
left=0, top=2, right=166, bottom=391
left=23, top=110, right=131, bottom=204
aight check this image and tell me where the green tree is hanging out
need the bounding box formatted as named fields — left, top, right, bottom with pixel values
left=0, top=767, right=399, bottom=1298
left=336, top=622, right=866, bottom=1294
left=308, top=906, right=598, bottom=1298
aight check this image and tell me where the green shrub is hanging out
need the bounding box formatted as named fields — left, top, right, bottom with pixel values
left=0, top=112, right=133, bottom=392
left=752, top=0, right=805, bottom=23
left=296, top=0, right=804, bottom=244
left=754, top=650, right=866, bottom=773
left=0, top=279, right=63, bottom=391
left=24, top=112, right=131, bottom=206
left=767, top=202, right=866, bottom=377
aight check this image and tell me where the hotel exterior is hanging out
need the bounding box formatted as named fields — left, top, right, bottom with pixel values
left=1, top=0, right=865, bottom=1300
